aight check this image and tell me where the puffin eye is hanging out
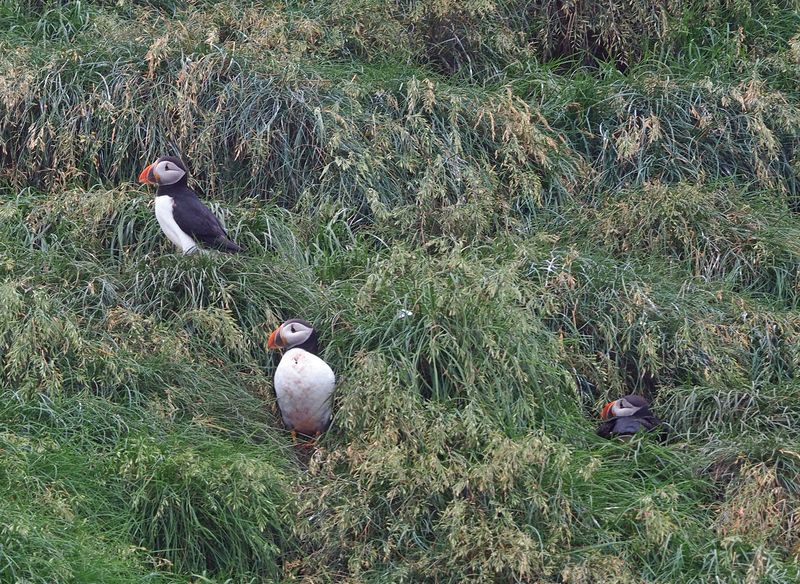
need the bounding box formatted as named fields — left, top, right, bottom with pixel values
left=290, top=325, right=296, bottom=333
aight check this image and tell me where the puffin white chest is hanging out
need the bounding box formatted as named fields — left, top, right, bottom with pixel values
left=274, top=348, right=335, bottom=436
left=154, top=195, right=197, bottom=253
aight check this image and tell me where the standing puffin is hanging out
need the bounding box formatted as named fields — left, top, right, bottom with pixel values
left=597, top=394, right=665, bottom=440
left=267, top=319, right=335, bottom=440
left=138, top=156, right=242, bottom=253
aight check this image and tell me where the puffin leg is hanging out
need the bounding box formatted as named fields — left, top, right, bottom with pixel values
left=306, top=431, right=322, bottom=449
left=294, top=431, right=321, bottom=451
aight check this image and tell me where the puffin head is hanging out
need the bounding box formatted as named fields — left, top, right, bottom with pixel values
left=267, top=319, right=318, bottom=353
left=600, top=394, right=650, bottom=420
left=139, top=156, right=188, bottom=186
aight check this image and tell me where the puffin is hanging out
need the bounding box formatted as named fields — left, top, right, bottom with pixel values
left=267, top=319, right=335, bottom=440
left=597, top=394, right=665, bottom=440
left=138, top=156, right=242, bottom=253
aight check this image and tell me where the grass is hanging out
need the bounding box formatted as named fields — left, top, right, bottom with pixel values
left=1, top=0, right=799, bottom=582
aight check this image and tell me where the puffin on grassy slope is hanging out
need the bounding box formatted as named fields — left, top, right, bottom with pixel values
left=267, top=319, right=335, bottom=439
left=138, top=156, right=242, bottom=254
left=597, top=394, right=665, bottom=440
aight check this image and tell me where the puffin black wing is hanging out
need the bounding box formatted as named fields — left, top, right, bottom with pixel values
left=597, top=408, right=666, bottom=440
left=172, top=195, right=242, bottom=253
left=596, top=419, right=617, bottom=439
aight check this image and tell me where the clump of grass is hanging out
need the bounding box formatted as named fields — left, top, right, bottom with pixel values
left=714, top=461, right=799, bottom=550
left=0, top=391, right=174, bottom=583
left=286, top=243, right=724, bottom=582
left=0, top=0, right=97, bottom=44
left=329, top=242, right=574, bottom=423
left=665, top=382, right=800, bottom=439
left=552, top=69, right=800, bottom=200
left=0, top=389, right=294, bottom=581
left=3, top=2, right=798, bottom=226
left=0, top=42, right=579, bottom=215
left=531, top=247, right=798, bottom=397
left=167, top=1, right=797, bottom=76
left=571, top=182, right=799, bottom=304
left=22, top=185, right=161, bottom=256
left=119, top=431, right=292, bottom=578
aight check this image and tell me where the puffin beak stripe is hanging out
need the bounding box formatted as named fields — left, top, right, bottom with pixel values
left=601, top=401, right=615, bottom=420
left=267, top=327, right=282, bottom=350
left=138, top=162, right=156, bottom=184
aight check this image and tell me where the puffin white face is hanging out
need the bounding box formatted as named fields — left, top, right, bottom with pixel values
left=601, top=395, right=648, bottom=420
left=267, top=319, right=314, bottom=351
left=611, top=397, right=642, bottom=417
left=138, top=157, right=187, bottom=186
left=152, top=159, right=186, bottom=185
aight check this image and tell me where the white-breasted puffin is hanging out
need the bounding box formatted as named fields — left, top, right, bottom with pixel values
left=138, top=156, right=242, bottom=253
left=267, top=319, right=335, bottom=440
left=597, top=394, right=665, bottom=440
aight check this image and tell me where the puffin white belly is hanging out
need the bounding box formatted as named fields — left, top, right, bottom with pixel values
left=154, top=195, right=197, bottom=254
left=274, top=348, right=335, bottom=435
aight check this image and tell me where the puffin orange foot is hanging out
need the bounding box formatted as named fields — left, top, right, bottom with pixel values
left=293, top=431, right=322, bottom=450
left=297, top=438, right=316, bottom=451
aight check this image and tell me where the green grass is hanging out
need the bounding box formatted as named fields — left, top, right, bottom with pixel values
left=1, top=0, right=800, bottom=582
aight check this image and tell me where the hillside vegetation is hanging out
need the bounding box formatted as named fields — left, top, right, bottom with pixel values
left=1, top=0, right=799, bottom=582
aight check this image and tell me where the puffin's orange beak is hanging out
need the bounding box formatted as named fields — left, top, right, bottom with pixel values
left=267, top=327, right=283, bottom=350
left=138, top=162, right=156, bottom=184
left=600, top=401, right=616, bottom=420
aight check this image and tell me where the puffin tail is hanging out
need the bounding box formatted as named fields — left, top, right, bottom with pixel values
left=215, top=237, right=243, bottom=253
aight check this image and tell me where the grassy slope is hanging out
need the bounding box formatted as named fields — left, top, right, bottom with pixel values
left=0, top=0, right=799, bottom=582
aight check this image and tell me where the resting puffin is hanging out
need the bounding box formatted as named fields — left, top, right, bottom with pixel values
left=597, top=394, right=665, bottom=440
left=138, top=156, right=242, bottom=253
left=267, top=319, right=335, bottom=440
